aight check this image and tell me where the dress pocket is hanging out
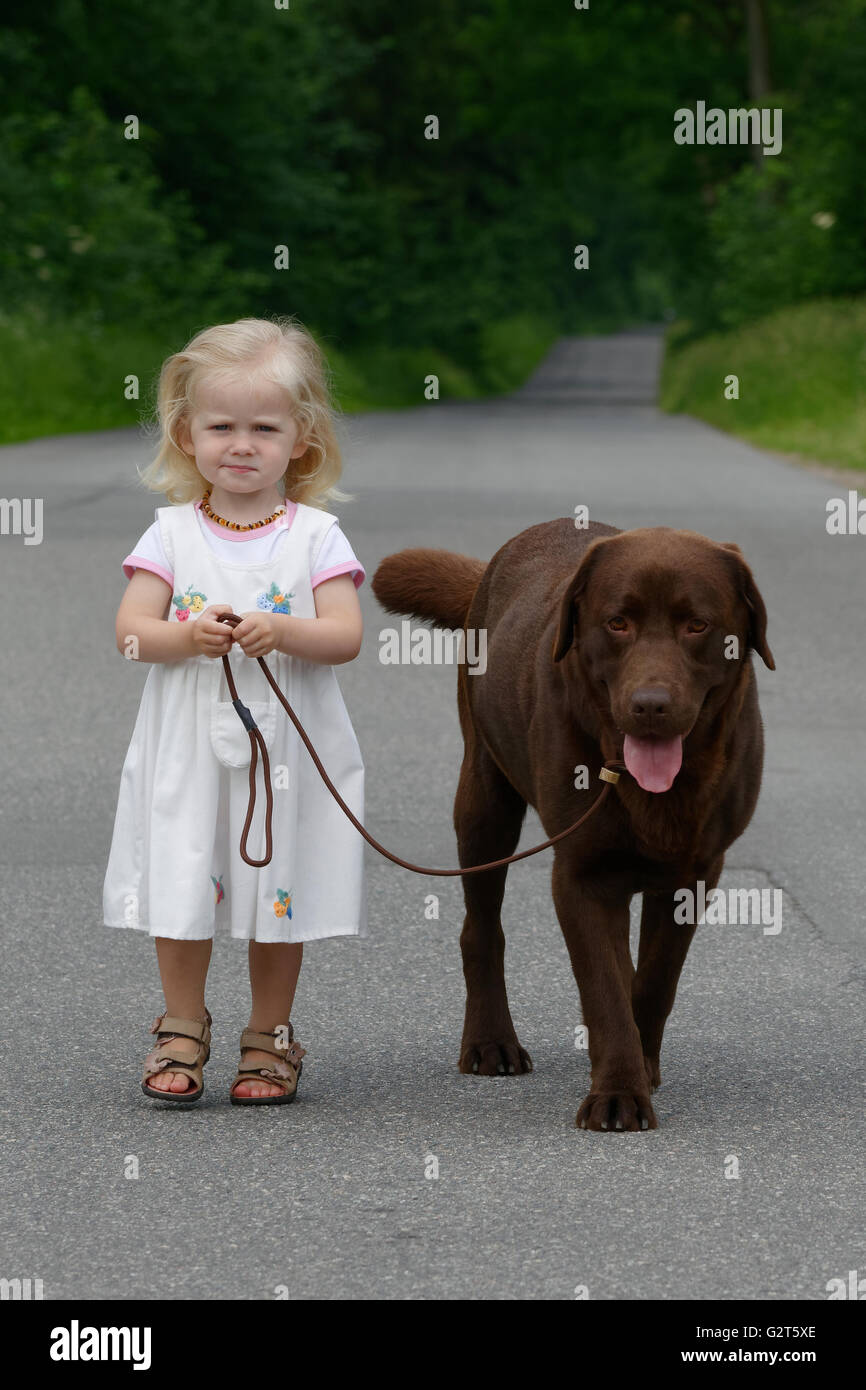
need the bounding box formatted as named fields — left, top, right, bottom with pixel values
left=210, top=697, right=278, bottom=769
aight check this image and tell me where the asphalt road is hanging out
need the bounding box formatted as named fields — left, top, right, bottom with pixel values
left=0, top=330, right=863, bottom=1300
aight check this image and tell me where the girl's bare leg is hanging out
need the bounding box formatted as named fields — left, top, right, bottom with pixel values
left=146, top=937, right=213, bottom=1094
left=233, top=942, right=304, bottom=1098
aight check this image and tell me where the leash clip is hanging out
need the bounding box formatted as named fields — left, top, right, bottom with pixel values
left=599, top=767, right=620, bottom=784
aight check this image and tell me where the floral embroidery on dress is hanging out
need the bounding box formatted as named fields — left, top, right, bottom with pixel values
left=211, top=874, right=224, bottom=905
left=273, top=888, right=293, bottom=919
left=172, top=587, right=207, bottom=620
left=257, top=582, right=296, bottom=615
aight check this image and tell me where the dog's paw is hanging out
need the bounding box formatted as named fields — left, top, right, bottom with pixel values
left=643, top=1055, right=661, bottom=1092
left=575, top=1089, right=657, bottom=1132
left=458, top=1039, right=533, bottom=1076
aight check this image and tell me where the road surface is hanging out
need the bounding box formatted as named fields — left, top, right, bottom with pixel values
left=0, top=330, right=862, bottom=1299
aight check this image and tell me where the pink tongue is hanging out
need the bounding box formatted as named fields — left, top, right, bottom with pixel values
left=623, top=735, right=683, bottom=793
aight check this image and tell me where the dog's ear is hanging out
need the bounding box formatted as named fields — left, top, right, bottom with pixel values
left=720, top=543, right=775, bottom=670
left=552, top=539, right=607, bottom=663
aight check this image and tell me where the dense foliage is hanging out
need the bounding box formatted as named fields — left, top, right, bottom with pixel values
left=1, top=1, right=864, bottom=361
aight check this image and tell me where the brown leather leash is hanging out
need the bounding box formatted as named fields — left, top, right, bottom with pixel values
left=217, top=611, right=624, bottom=874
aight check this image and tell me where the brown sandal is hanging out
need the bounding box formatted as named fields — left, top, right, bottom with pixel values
left=141, top=1009, right=212, bottom=1103
left=229, top=1021, right=306, bottom=1106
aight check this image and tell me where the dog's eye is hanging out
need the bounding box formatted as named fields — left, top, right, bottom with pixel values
left=607, top=617, right=628, bottom=632
left=686, top=619, right=708, bottom=634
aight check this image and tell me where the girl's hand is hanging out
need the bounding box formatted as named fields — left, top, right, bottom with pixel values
left=189, top=605, right=235, bottom=658
left=231, top=611, right=280, bottom=658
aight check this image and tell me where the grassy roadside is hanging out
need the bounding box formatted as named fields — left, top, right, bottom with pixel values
left=660, top=297, right=866, bottom=472
left=0, top=311, right=558, bottom=445
left=11, top=300, right=862, bottom=472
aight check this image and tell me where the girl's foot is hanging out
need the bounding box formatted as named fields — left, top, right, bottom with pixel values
left=142, top=1010, right=211, bottom=1097
left=145, top=1034, right=202, bottom=1093
left=229, top=1023, right=306, bottom=1104
left=231, top=1048, right=284, bottom=1099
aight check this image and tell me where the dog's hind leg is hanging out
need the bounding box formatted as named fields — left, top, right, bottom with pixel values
left=454, top=737, right=532, bottom=1076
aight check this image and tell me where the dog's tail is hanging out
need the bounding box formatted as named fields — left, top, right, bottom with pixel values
left=371, top=548, right=486, bottom=630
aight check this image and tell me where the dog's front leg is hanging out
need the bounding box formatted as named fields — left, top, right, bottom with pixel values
left=552, top=858, right=657, bottom=1131
left=632, top=860, right=721, bottom=1092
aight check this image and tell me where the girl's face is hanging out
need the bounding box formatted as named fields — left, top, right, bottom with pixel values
left=178, top=376, right=306, bottom=505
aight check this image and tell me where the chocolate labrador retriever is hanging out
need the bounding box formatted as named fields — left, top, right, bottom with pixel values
left=372, top=520, right=774, bottom=1131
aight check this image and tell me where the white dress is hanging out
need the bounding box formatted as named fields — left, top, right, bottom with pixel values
left=102, top=500, right=368, bottom=943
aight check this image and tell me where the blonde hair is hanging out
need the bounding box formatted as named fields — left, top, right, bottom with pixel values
left=137, top=316, right=353, bottom=509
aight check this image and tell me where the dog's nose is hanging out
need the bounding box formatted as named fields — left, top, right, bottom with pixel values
left=630, top=687, right=671, bottom=721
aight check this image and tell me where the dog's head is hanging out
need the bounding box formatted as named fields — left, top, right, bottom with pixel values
left=552, top=528, right=774, bottom=793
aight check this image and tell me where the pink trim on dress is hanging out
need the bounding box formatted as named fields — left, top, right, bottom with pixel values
left=311, top=561, right=366, bottom=591
left=122, top=557, right=173, bottom=586
left=194, top=496, right=298, bottom=541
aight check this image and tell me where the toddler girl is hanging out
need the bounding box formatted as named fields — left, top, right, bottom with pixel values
left=102, top=316, right=367, bottom=1104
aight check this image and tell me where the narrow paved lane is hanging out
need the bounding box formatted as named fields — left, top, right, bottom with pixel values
left=0, top=332, right=862, bottom=1299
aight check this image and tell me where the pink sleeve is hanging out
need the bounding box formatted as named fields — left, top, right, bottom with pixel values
left=311, top=523, right=365, bottom=590
left=121, top=519, right=173, bottom=585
